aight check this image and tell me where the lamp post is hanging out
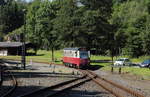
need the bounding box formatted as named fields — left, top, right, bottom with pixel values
left=22, top=9, right=26, bottom=70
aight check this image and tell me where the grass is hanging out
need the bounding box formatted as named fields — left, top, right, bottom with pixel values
left=131, top=56, right=150, bottom=63
left=92, top=55, right=150, bottom=63
left=0, top=50, right=63, bottom=63
left=90, top=55, right=112, bottom=60
left=91, top=55, right=150, bottom=80
left=0, top=50, right=150, bottom=79
left=102, top=66, right=150, bottom=80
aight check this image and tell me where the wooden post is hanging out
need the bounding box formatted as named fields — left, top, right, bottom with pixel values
left=119, top=67, right=121, bottom=74
left=0, top=66, right=1, bottom=82
left=0, top=65, right=3, bottom=83
left=111, top=66, right=114, bottom=73
left=111, top=53, right=114, bottom=73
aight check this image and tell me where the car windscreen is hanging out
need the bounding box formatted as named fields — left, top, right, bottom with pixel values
left=117, top=59, right=124, bottom=61
left=142, top=60, right=150, bottom=64
left=125, top=59, right=130, bottom=62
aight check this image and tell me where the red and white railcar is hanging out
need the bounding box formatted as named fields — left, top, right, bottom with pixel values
left=63, top=48, right=90, bottom=68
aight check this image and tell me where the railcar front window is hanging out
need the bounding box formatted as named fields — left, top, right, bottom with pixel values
left=80, top=51, right=89, bottom=59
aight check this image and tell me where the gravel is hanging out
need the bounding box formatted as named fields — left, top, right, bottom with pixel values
left=56, top=80, right=115, bottom=97
left=10, top=76, right=76, bottom=97
left=93, top=69, right=150, bottom=97
left=1, top=61, right=81, bottom=97
left=0, top=71, right=13, bottom=96
left=3, top=60, right=149, bottom=97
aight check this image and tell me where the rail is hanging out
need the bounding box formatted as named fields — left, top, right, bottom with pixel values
left=19, top=74, right=93, bottom=97
left=84, top=70, right=145, bottom=97
left=1, top=59, right=145, bottom=97
left=0, top=63, right=18, bottom=97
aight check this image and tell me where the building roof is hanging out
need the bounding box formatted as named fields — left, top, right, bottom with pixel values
left=0, top=42, right=28, bottom=47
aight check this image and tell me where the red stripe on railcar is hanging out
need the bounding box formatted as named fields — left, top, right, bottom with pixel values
left=63, top=57, right=90, bottom=66
left=63, top=57, right=80, bottom=66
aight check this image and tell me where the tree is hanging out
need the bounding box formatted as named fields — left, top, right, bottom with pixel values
left=80, top=0, right=113, bottom=54
left=0, top=0, right=25, bottom=41
left=53, top=0, right=80, bottom=47
left=26, top=0, right=58, bottom=61
left=53, top=0, right=113, bottom=55
left=26, top=0, right=41, bottom=45
left=111, top=0, right=150, bottom=57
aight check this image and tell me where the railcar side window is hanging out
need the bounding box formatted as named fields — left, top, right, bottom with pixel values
left=75, top=51, right=77, bottom=57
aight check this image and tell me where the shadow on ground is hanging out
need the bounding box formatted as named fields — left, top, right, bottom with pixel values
left=85, top=65, right=104, bottom=71
left=91, top=60, right=112, bottom=63
left=3, top=71, right=81, bottom=81
left=26, top=54, right=45, bottom=56
left=0, top=85, right=109, bottom=97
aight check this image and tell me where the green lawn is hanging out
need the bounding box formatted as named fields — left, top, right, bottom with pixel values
left=90, top=55, right=112, bottom=60
left=90, top=55, right=150, bottom=80
left=0, top=50, right=150, bottom=79
left=102, top=66, right=150, bottom=80
left=91, top=55, right=150, bottom=63
left=0, top=50, right=63, bottom=63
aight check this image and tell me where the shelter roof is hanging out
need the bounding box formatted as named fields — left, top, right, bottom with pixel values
left=0, top=42, right=29, bottom=47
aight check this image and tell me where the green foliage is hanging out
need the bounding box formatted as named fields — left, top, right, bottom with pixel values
left=26, top=0, right=59, bottom=50
left=1, top=0, right=150, bottom=58
left=26, top=0, right=41, bottom=44
left=103, top=66, right=150, bottom=80
left=0, top=0, right=26, bottom=40
left=53, top=0, right=79, bottom=47
left=111, top=0, right=150, bottom=57
left=53, top=0, right=112, bottom=54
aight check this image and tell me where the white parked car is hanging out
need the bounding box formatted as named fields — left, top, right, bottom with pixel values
left=114, top=58, right=132, bottom=66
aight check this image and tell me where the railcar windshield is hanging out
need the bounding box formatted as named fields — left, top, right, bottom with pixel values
left=80, top=51, right=89, bottom=59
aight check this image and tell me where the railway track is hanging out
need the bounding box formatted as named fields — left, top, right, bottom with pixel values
left=1, top=60, right=146, bottom=97
left=19, top=73, right=93, bottom=97
left=0, top=64, right=18, bottom=97
left=81, top=70, right=145, bottom=97
left=0, top=65, right=3, bottom=86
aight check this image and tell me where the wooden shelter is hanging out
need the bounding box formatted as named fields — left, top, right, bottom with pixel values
left=0, top=42, right=36, bottom=56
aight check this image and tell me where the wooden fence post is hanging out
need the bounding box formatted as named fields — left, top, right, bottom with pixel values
left=119, top=67, right=121, bottom=74
left=111, top=66, right=114, bottom=73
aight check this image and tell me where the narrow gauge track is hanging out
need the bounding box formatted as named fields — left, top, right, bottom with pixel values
left=80, top=70, right=145, bottom=97
left=0, top=65, right=4, bottom=86
left=1, top=60, right=145, bottom=97
left=0, top=64, right=18, bottom=97
left=19, top=73, right=94, bottom=97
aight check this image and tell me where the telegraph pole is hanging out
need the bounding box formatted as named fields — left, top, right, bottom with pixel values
left=22, top=9, right=26, bottom=70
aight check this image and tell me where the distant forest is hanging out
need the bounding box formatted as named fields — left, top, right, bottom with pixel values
left=0, top=0, right=150, bottom=57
